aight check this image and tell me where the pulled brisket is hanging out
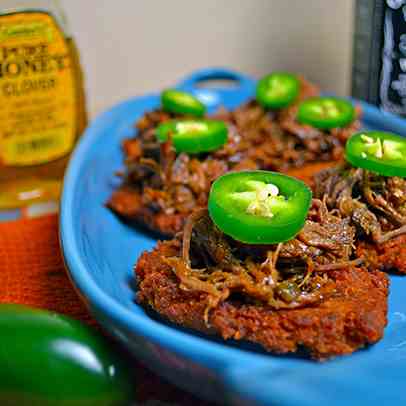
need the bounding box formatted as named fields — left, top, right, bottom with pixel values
left=213, top=77, right=362, bottom=171
left=314, top=164, right=406, bottom=272
left=161, top=200, right=356, bottom=321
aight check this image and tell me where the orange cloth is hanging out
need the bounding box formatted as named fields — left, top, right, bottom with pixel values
left=0, top=214, right=94, bottom=322
left=0, top=214, right=212, bottom=405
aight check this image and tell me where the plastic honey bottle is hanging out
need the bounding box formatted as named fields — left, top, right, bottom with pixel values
left=0, top=0, right=87, bottom=210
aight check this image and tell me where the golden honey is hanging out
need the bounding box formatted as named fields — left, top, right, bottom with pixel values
left=0, top=1, right=87, bottom=209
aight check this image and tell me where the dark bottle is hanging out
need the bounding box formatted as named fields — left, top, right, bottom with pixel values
left=352, top=0, right=406, bottom=115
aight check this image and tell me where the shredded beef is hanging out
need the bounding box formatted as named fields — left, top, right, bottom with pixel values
left=163, top=200, right=358, bottom=318
left=213, top=77, right=362, bottom=171
left=314, top=164, right=406, bottom=272
left=356, top=235, right=406, bottom=273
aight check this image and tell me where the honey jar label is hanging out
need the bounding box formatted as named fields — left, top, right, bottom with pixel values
left=0, top=12, right=77, bottom=166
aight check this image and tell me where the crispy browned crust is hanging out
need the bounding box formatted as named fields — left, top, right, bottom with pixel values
left=107, top=186, right=187, bottom=237
left=356, top=235, right=406, bottom=274
left=135, top=239, right=389, bottom=360
left=285, top=161, right=340, bottom=186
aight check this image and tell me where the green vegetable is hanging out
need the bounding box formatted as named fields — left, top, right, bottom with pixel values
left=297, top=97, right=355, bottom=130
left=0, top=304, right=133, bottom=406
left=161, top=89, right=206, bottom=117
left=208, top=171, right=312, bottom=244
left=345, top=131, right=406, bottom=178
left=256, top=72, right=300, bottom=109
left=156, top=119, right=228, bottom=154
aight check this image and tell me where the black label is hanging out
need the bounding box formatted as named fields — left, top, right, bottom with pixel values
left=352, top=0, right=406, bottom=115
left=380, top=0, right=406, bottom=114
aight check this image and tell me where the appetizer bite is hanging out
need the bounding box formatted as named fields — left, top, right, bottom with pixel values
left=136, top=171, right=388, bottom=360
left=108, top=89, right=245, bottom=235
left=314, top=131, right=406, bottom=273
left=215, top=72, right=362, bottom=171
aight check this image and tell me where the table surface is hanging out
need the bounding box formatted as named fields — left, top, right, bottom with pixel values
left=0, top=213, right=215, bottom=406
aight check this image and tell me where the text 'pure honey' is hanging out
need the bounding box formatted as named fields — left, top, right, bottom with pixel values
left=0, top=0, right=87, bottom=210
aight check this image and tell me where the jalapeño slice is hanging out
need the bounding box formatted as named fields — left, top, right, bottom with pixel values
left=297, top=97, right=355, bottom=130
left=161, top=89, right=206, bottom=117
left=256, top=72, right=300, bottom=109
left=156, top=119, right=228, bottom=154
left=345, top=131, right=406, bottom=178
left=208, top=171, right=312, bottom=244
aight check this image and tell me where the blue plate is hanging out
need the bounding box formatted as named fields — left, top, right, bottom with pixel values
left=60, top=68, right=406, bottom=406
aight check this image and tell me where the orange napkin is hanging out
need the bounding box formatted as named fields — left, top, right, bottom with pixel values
left=0, top=214, right=212, bottom=405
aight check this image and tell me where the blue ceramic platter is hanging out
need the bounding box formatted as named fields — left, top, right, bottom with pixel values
left=60, top=68, right=406, bottom=406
